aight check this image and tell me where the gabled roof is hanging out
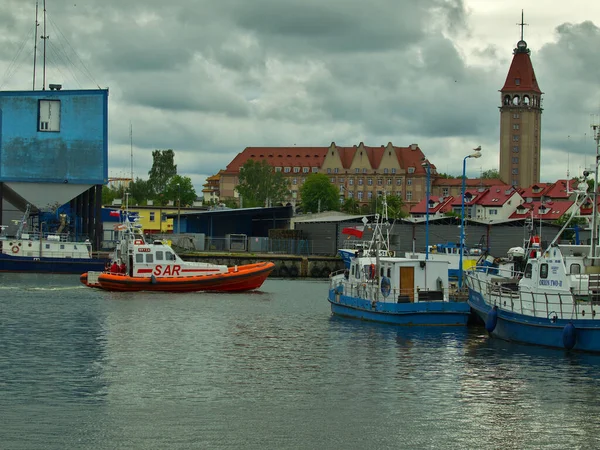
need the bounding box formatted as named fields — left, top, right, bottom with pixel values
left=475, top=185, right=520, bottom=206
left=449, top=189, right=486, bottom=207
left=518, top=182, right=551, bottom=199
left=501, top=41, right=542, bottom=94
left=541, top=179, right=578, bottom=199
left=224, top=147, right=328, bottom=173
left=409, top=195, right=455, bottom=214
left=509, top=200, right=574, bottom=220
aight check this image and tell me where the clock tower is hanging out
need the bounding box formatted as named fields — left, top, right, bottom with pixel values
left=499, top=12, right=543, bottom=188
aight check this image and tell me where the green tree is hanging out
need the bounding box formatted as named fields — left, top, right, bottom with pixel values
left=554, top=214, right=588, bottom=242
left=341, top=198, right=360, bottom=214
left=299, top=173, right=339, bottom=213
left=436, top=173, right=456, bottom=179
left=235, top=159, right=289, bottom=207
left=481, top=169, right=500, bottom=179
left=148, top=149, right=177, bottom=198
left=128, top=178, right=151, bottom=205
left=101, top=185, right=122, bottom=205
left=384, top=194, right=407, bottom=219
left=164, top=175, right=197, bottom=207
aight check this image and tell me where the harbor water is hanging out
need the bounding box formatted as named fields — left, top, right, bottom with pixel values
left=1, top=274, right=600, bottom=449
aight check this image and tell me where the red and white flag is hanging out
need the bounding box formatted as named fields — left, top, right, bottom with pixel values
left=109, top=210, right=120, bottom=217
left=342, top=226, right=364, bottom=239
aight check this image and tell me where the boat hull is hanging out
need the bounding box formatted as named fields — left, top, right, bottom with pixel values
left=0, top=254, right=107, bottom=274
left=81, top=261, right=275, bottom=292
left=468, top=287, right=600, bottom=353
left=328, top=288, right=470, bottom=326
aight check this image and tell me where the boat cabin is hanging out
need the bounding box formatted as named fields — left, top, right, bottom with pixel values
left=1, top=233, right=92, bottom=259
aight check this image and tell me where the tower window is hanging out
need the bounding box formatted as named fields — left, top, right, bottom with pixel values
left=512, top=95, right=520, bottom=105
left=513, top=135, right=520, bottom=142
left=513, top=146, right=519, bottom=153
left=512, top=157, right=519, bottom=164
left=513, top=113, right=520, bottom=119
left=512, top=169, right=519, bottom=175
left=515, top=78, right=521, bottom=86
left=513, top=124, right=520, bottom=130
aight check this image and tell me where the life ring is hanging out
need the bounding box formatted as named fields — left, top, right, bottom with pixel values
left=388, top=250, right=395, bottom=257
left=134, top=239, right=143, bottom=245
left=11, top=246, right=19, bottom=254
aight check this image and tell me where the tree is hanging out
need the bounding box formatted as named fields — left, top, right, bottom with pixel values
left=148, top=149, right=177, bottom=198
left=341, top=198, right=360, bottom=214
left=101, top=185, right=122, bottom=205
left=299, top=173, right=339, bottom=213
left=235, top=159, right=289, bottom=207
left=128, top=178, right=151, bottom=205
left=366, top=194, right=407, bottom=219
left=164, top=175, right=197, bottom=207
left=384, top=195, right=407, bottom=219
left=481, top=169, right=500, bottom=179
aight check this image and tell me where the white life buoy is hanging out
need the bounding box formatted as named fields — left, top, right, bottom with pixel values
left=12, top=245, right=19, bottom=254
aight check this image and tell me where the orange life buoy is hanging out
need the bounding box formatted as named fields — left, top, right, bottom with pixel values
left=12, top=246, right=19, bottom=254
left=370, top=264, right=376, bottom=279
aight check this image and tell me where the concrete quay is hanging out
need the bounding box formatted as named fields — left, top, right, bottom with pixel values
left=180, top=252, right=345, bottom=278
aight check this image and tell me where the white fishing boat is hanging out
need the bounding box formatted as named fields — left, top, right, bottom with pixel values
left=328, top=197, right=470, bottom=326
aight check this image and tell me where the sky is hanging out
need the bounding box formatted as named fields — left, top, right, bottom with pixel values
left=0, top=0, right=599, bottom=195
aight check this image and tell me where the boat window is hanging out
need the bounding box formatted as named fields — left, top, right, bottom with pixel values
left=387, top=268, right=391, bottom=278
left=524, top=263, right=532, bottom=279
left=351, top=265, right=355, bottom=277
left=146, top=254, right=154, bottom=263
left=74, top=245, right=77, bottom=249
left=136, top=254, right=144, bottom=263
left=540, top=263, right=548, bottom=279
left=60, top=244, right=65, bottom=250
left=155, top=251, right=164, bottom=261
left=45, top=244, right=50, bottom=249
left=380, top=267, right=384, bottom=277
left=570, top=264, right=581, bottom=274
left=166, top=252, right=176, bottom=261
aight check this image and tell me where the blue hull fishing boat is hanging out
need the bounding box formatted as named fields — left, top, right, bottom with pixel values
left=328, top=198, right=470, bottom=326
left=465, top=176, right=600, bottom=352
left=0, top=205, right=108, bottom=274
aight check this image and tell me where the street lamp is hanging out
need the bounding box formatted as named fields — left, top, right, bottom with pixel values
left=459, top=146, right=482, bottom=289
left=177, top=183, right=181, bottom=234
left=421, top=160, right=431, bottom=260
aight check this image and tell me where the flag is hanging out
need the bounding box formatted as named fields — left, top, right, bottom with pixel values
left=109, top=210, right=120, bottom=217
left=342, top=226, right=364, bottom=239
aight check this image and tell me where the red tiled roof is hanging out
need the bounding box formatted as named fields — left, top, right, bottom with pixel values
left=449, top=189, right=486, bottom=207
left=394, top=144, right=429, bottom=175
left=501, top=43, right=542, bottom=93
left=224, top=147, right=328, bottom=173
left=509, top=200, right=574, bottom=220
left=410, top=195, right=455, bottom=214
left=337, top=146, right=358, bottom=169
left=475, top=185, right=520, bottom=206
left=541, top=179, right=578, bottom=199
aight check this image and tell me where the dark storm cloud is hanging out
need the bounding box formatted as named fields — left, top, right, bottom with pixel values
left=1, top=0, right=598, bottom=189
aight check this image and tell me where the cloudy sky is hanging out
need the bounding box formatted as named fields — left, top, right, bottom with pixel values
left=1, top=0, right=599, bottom=194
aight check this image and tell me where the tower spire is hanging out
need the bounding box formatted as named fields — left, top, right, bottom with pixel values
left=517, top=10, right=528, bottom=42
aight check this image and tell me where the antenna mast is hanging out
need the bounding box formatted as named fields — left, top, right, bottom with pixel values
left=590, top=122, right=600, bottom=265
left=41, top=0, right=48, bottom=90
left=32, top=1, right=39, bottom=90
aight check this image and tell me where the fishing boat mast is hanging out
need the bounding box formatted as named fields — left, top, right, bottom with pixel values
left=590, top=124, right=600, bottom=264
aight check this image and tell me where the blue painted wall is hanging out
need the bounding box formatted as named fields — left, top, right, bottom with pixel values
left=0, top=89, right=108, bottom=184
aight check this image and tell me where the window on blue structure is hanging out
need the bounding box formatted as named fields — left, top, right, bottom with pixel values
left=38, top=100, right=61, bottom=132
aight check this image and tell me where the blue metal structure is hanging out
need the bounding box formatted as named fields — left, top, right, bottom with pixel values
left=0, top=89, right=108, bottom=184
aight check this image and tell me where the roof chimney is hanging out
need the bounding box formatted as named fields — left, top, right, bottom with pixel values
left=410, top=144, right=418, bottom=150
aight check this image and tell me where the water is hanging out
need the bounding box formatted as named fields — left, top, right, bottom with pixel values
left=1, top=274, right=600, bottom=449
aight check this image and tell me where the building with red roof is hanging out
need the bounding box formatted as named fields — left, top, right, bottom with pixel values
left=509, top=200, right=576, bottom=221
left=218, top=142, right=429, bottom=209
left=409, top=195, right=455, bottom=220
left=499, top=13, right=543, bottom=189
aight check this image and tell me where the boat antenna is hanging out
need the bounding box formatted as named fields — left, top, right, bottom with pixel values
left=32, top=1, right=39, bottom=90
left=41, top=0, right=48, bottom=90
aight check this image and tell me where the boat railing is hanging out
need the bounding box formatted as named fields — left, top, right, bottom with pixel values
left=464, top=271, right=600, bottom=321
left=329, top=277, right=461, bottom=303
